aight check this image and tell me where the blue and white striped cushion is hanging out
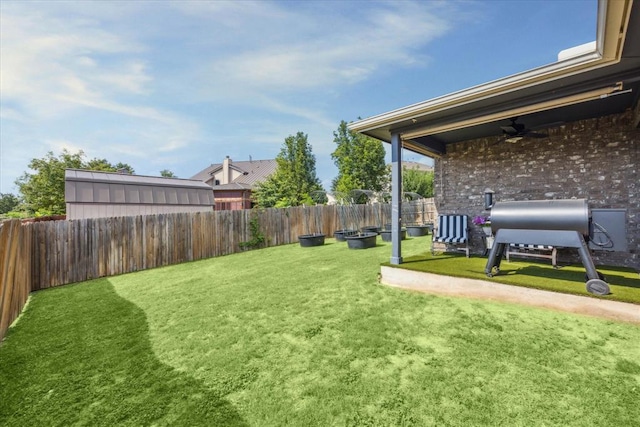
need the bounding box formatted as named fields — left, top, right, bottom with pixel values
left=434, top=215, right=468, bottom=243
left=509, top=243, right=554, bottom=250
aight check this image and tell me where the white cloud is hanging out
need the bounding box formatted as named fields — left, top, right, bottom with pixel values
left=0, top=10, right=151, bottom=118
left=168, top=0, right=455, bottom=140
left=0, top=2, right=201, bottom=164
left=196, top=1, right=451, bottom=94
left=257, top=96, right=337, bottom=130
left=0, top=0, right=460, bottom=192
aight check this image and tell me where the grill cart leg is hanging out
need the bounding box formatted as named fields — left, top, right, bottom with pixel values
left=577, top=235, right=611, bottom=295
left=586, top=279, right=610, bottom=295
left=485, top=242, right=506, bottom=277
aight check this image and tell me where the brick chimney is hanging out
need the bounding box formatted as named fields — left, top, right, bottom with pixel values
left=222, top=156, right=231, bottom=184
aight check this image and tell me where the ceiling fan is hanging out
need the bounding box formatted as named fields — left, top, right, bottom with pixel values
left=500, top=117, right=548, bottom=143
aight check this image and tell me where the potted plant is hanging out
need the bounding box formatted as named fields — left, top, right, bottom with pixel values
left=299, top=205, right=325, bottom=247
left=345, top=231, right=377, bottom=249
left=405, top=224, right=432, bottom=237
left=472, top=215, right=492, bottom=236
left=380, top=227, right=407, bottom=242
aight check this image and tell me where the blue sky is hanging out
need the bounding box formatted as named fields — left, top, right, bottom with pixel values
left=0, top=0, right=597, bottom=194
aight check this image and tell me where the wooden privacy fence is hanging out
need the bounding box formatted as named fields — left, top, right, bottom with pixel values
left=27, top=203, right=397, bottom=290
left=0, top=220, right=32, bottom=342
left=0, top=199, right=435, bottom=340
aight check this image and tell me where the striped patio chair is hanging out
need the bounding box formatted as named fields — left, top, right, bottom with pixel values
left=506, top=243, right=558, bottom=268
left=432, top=215, right=469, bottom=257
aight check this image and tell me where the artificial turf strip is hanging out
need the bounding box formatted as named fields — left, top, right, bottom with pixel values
left=1, top=237, right=639, bottom=426
left=386, top=252, right=640, bottom=305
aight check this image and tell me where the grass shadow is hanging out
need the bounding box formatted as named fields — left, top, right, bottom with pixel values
left=514, top=265, right=640, bottom=289
left=0, top=279, right=247, bottom=427
left=401, top=254, right=462, bottom=264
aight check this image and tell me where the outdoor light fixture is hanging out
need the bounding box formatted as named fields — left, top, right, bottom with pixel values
left=484, top=188, right=495, bottom=210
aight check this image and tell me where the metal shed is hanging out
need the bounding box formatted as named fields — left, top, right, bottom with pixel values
left=65, top=169, right=215, bottom=220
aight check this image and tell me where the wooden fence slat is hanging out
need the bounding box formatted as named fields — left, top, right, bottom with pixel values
left=0, top=221, right=17, bottom=338
left=0, top=220, right=32, bottom=342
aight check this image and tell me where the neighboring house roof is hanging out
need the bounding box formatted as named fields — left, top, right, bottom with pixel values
left=191, top=159, right=278, bottom=187
left=65, top=169, right=215, bottom=206
left=232, top=160, right=278, bottom=186
left=349, top=0, right=640, bottom=156
left=212, top=183, right=253, bottom=191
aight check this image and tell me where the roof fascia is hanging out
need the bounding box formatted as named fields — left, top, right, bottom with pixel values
left=208, top=164, right=247, bottom=176
left=348, top=0, right=632, bottom=136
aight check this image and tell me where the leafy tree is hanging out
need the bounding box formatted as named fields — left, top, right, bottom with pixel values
left=85, top=158, right=135, bottom=174
left=251, top=177, right=282, bottom=208
left=86, top=158, right=116, bottom=171
left=331, top=120, right=387, bottom=199
left=0, top=193, right=20, bottom=214
left=114, top=162, right=135, bottom=174
left=160, top=169, right=176, bottom=178
left=402, top=166, right=434, bottom=198
left=253, top=132, right=323, bottom=208
left=15, top=150, right=136, bottom=216
left=16, top=150, right=85, bottom=216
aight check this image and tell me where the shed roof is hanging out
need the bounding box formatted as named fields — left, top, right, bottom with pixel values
left=65, top=169, right=214, bottom=206
left=349, top=0, right=640, bottom=156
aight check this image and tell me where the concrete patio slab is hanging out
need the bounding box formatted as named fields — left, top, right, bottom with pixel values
left=381, top=266, right=640, bottom=324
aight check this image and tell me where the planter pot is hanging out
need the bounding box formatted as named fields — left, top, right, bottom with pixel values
left=406, top=225, right=431, bottom=237
left=380, top=228, right=407, bottom=242
left=334, top=229, right=357, bottom=242
left=299, top=233, right=325, bottom=247
left=482, top=226, right=493, bottom=236
left=345, top=232, right=377, bottom=249
left=361, top=225, right=380, bottom=234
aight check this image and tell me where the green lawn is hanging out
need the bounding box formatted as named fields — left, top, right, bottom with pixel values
left=1, top=237, right=639, bottom=426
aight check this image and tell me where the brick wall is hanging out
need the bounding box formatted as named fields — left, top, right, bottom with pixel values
left=434, top=111, right=639, bottom=269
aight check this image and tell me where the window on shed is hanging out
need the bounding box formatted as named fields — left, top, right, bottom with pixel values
left=77, top=182, right=93, bottom=202
left=125, top=186, right=141, bottom=203
left=178, top=190, right=189, bottom=204
left=166, top=188, right=178, bottom=204
left=188, top=189, right=199, bottom=204
left=95, top=183, right=110, bottom=203
left=140, top=186, right=153, bottom=204
left=153, top=188, right=167, bottom=204
left=111, top=184, right=126, bottom=203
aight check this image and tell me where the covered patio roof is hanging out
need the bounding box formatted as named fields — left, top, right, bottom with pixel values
left=349, top=0, right=640, bottom=157
left=348, top=0, right=639, bottom=266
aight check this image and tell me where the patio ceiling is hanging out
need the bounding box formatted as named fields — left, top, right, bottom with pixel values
left=349, top=0, right=640, bottom=157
